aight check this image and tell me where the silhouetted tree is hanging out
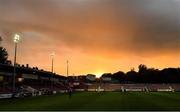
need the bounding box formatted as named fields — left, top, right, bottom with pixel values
left=126, top=70, right=138, bottom=83
left=138, top=64, right=147, bottom=74
left=160, top=68, right=180, bottom=83
left=0, top=47, right=8, bottom=64
left=112, top=71, right=126, bottom=83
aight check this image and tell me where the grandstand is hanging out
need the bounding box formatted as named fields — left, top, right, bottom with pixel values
left=0, top=64, right=68, bottom=98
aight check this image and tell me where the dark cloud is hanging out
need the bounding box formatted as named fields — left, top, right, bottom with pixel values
left=0, top=0, right=179, bottom=54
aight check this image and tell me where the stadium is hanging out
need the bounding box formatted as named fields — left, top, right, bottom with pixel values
left=1, top=64, right=180, bottom=111
left=1, top=0, right=180, bottom=111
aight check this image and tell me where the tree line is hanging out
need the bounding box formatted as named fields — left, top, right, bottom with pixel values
left=102, top=64, right=180, bottom=83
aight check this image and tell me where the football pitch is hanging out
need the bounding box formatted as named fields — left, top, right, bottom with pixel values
left=0, top=92, right=180, bottom=111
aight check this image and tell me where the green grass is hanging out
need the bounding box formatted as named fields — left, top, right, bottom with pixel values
left=1, top=92, right=180, bottom=111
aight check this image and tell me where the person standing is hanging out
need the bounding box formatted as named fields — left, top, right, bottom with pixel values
left=68, top=87, right=72, bottom=99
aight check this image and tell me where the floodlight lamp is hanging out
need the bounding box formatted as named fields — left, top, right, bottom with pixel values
left=13, top=34, right=20, bottom=43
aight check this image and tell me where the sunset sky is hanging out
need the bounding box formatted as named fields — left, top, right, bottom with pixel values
left=0, top=0, right=180, bottom=77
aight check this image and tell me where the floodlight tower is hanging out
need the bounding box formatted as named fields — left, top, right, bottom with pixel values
left=50, top=52, right=55, bottom=73
left=67, top=60, right=69, bottom=83
left=50, top=52, right=55, bottom=89
left=67, top=60, right=69, bottom=77
left=13, top=34, right=20, bottom=92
